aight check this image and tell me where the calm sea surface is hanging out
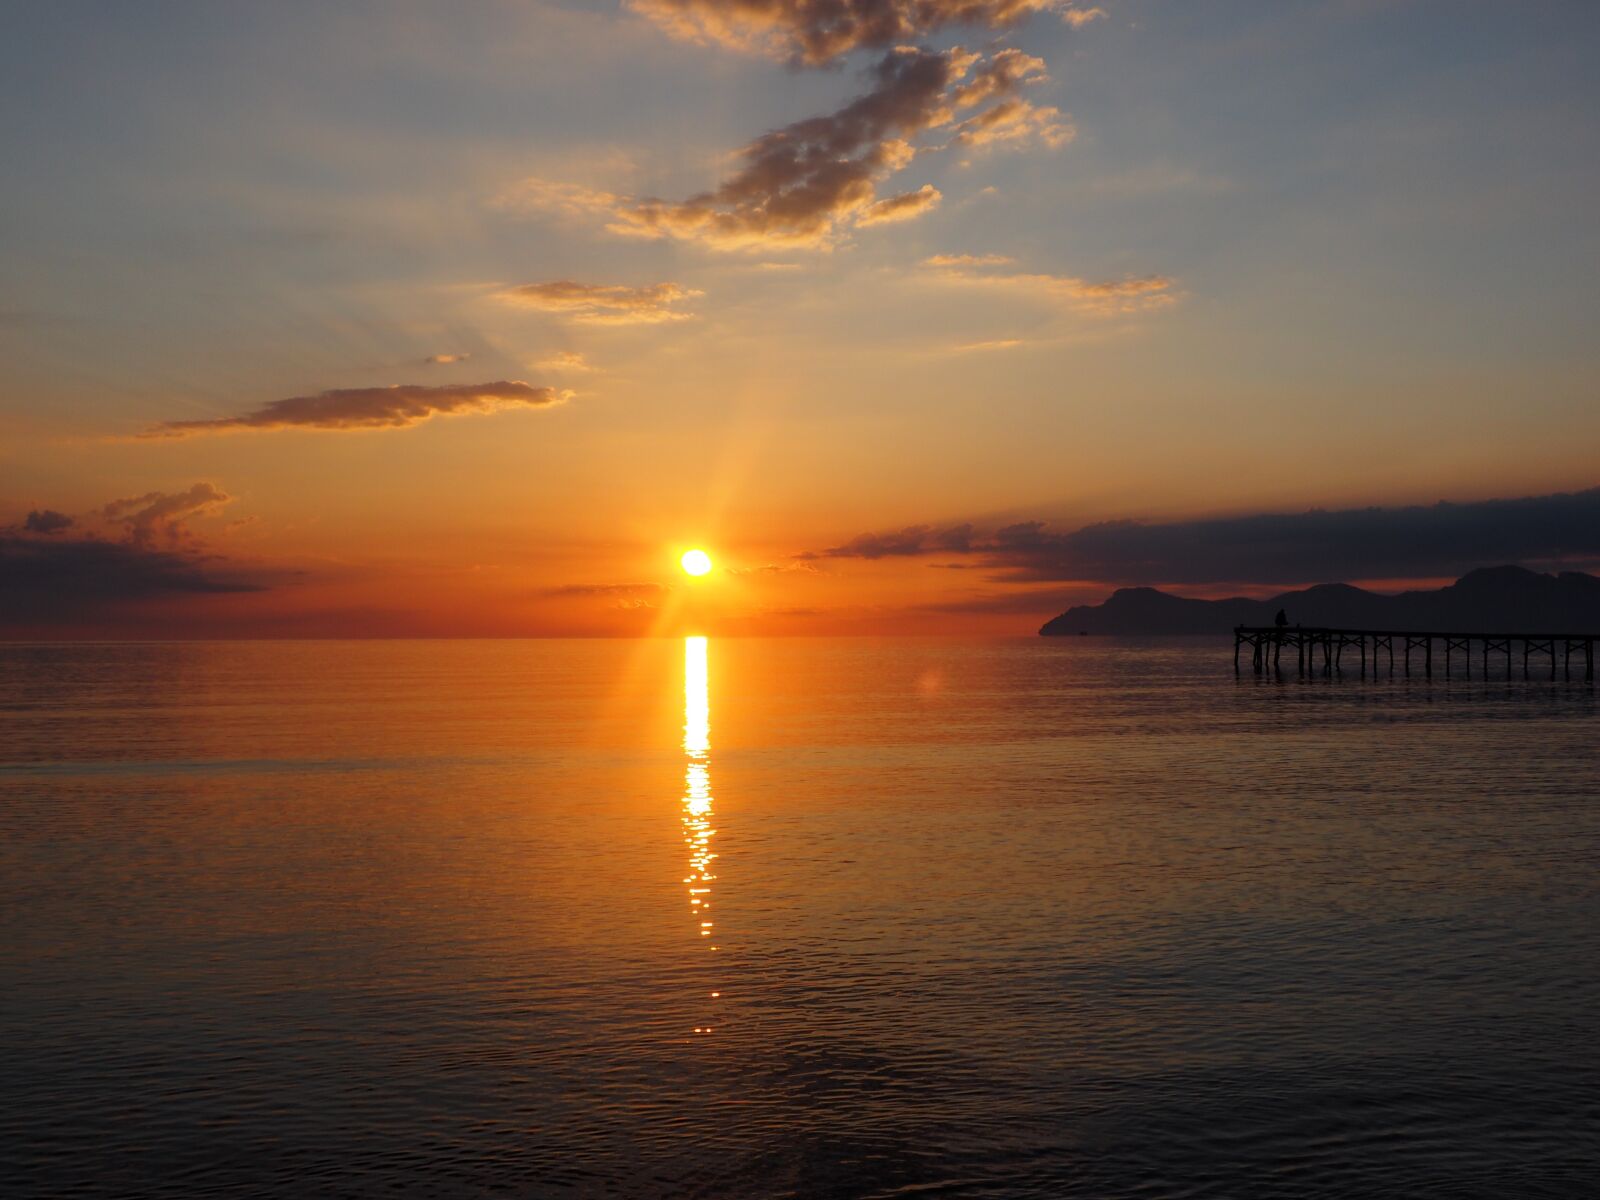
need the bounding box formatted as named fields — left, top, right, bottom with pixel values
left=1, top=638, right=1596, bottom=1198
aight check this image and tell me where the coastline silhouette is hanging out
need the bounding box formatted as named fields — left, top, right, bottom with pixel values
left=1040, top=565, right=1600, bottom=636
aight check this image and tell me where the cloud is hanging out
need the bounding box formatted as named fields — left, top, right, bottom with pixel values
left=0, top=535, right=266, bottom=620
left=3, top=492, right=269, bottom=625
left=542, top=582, right=668, bottom=610
left=537, top=351, right=595, bottom=372
left=500, top=281, right=701, bottom=324
left=628, top=0, right=1082, bottom=65
left=943, top=49, right=1071, bottom=148
left=726, top=559, right=823, bottom=575
left=804, top=522, right=977, bottom=559
left=141, top=381, right=567, bottom=438
left=516, top=46, right=1065, bottom=251
left=923, top=252, right=1014, bottom=267
left=952, top=337, right=1024, bottom=352
left=1061, top=6, right=1106, bottom=29
left=103, top=482, right=232, bottom=545
left=857, top=184, right=942, bottom=226
left=805, top=488, right=1600, bottom=585
left=610, top=47, right=959, bottom=249
left=424, top=352, right=470, bottom=365
left=0, top=534, right=265, bottom=611
left=494, top=178, right=622, bottom=220
left=924, top=256, right=1178, bottom=315
left=23, top=509, right=74, bottom=534
left=953, top=95, right=1073, bottom=149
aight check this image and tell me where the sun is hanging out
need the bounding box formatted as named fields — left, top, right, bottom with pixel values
left=680, top=548, right=714, bottom=577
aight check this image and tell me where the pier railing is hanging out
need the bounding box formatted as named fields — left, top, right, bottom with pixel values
left=1234, top=625, right=1596, bottom=680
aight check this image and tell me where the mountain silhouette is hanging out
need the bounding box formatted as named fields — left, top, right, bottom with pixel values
left=1039, top=566, right=1600, bottom=636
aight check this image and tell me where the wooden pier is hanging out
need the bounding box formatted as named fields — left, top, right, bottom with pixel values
left=1234, top=625, right=1597, bottom=680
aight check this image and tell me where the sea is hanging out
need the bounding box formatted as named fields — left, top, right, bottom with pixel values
left=1, top=637, right=1596, bottom=1198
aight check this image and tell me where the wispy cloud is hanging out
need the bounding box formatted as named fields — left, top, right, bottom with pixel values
left=953, top=95, right=1073, bottom=149
left=102, top=482, right=232, bottom=545
left=536, top=350, right=596, bottom=372
left=513, top=46, right=1067, bottom=251
left=805, top=523, right=978, bottom=559
left=141, top=381, right=567, bottom=438
left=424, top=352, right=470, bottom=365
left=542, top=582, right=668, bottom=609
left=857, top=183, right=943, bottom=226
left=629, top=0, right=1093, bottom=65
left=500, top=280, right=702, bottom=324
left=924, top=255, right=1179, bottom=316
left=726, top=559, right=823, bottom=576
left=952, top=337, right=1025, bottom=352
left=949, top=49, right=1072, bottom=148
left=494, top=178, right=623, bottom=221
left=923, top=252, right=1015, bottom=268
left=1061, top=6, right=1106, bottom=30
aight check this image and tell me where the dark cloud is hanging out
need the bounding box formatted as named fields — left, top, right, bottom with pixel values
left=2, top=485, right=275, bottom=629
left=630, top=0, right=1100, bottom=65
left=526, top=46, right=1064, bottom=250
left=808, top=488, right=1600, bottom=585
left=0, top=534, right=265, bottom=623
left=614, top=47, right=957, bottom=248
left=500, top=281, right=701, bottom=324
left=23, top=509, right=73, bottom=534
left=141, top=381, right=566, bottom=438
left=805, top=522, right=976, bottom=558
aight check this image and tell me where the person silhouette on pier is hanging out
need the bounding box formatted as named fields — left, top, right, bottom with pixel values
left=1275, top=608, right=1288, bottom=628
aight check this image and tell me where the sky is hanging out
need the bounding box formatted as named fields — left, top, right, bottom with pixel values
left=3, top=0, right=1599, bottom=637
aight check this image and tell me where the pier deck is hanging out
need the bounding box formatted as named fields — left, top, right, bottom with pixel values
left=1234, top=625, right=1596, bottom=680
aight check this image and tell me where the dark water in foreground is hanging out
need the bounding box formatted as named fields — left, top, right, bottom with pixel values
left=1, top=637, right=1596, bottom=1199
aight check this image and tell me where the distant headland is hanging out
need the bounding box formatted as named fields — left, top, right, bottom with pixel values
left=1039, top=565, right=1600, bottom=636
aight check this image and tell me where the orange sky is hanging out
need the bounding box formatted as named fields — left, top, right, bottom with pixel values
left=3, top=2, right=1599, bottom=636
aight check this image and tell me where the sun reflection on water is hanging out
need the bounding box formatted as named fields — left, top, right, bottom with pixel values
left=682, top=636, right=720, bottom=1033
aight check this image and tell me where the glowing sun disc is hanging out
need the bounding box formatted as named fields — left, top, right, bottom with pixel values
left=681, top=548, right=714, bottom=577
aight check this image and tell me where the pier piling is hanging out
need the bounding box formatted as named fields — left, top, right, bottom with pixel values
left=1233, top=627, right=1597, bottom=683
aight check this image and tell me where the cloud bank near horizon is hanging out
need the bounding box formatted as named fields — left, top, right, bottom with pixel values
left=2, top=485, right=268, bottom=623
left=806, top=488, right=1600, bottom=587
